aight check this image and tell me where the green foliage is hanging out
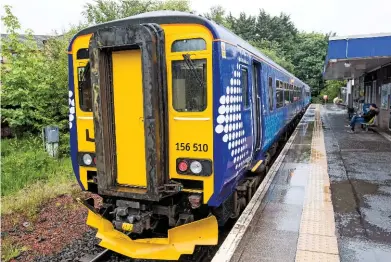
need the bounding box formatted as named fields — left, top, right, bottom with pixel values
left=203, top=5, right=230, bottom=29
left=1, top=6, right=80, bottom=143
left=250, top=40, right=295, bottom=73
left=1, top=239, right=28, bottom=262
left=254, top=9, right=298, bottom=60
left=320, top=80, right=347, bottom=101
left=210, top=7, right=331, bottom=93
left=226, top=12, right=257, bottom=42
left=291, top=32, right=329, bottom=92
left=1, top=137, right=72, bottom=196
left=83, top=0, right=191, bottom=24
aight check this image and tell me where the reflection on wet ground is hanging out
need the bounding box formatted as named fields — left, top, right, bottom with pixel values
left=230, top=107, right=317, bottom=262
left=231, top=104, right=391, bottom=262
left=322, top=104, right=391, bottom=261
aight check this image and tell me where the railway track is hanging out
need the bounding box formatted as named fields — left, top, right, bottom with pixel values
left=81, top=248, right=111, bottom=262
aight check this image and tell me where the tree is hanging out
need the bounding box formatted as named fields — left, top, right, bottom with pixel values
left=226, top=12, right=257, bottom=42
left=1, top=6, right=77, bottom=137
left=83, top=0, right=191, bottom=24
left=254, top=9, right=298, bottom=60
left=249, top=40, right=295, bottom=73
left=291, top=32, right=329, bottom=92
left=320, top=80, right=347, bottom=101
left=203, top=5, right=230, bottom=28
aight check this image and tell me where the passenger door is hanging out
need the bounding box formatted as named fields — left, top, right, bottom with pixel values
left=252, top=62, right=261, bottom=153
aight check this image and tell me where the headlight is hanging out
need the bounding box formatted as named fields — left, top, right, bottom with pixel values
left=190, top=161, right=202, bottom=174
left=83, top=154, right=93, bottom=165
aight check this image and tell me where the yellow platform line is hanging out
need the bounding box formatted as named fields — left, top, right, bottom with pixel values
left=295, top=105, right=340, bottom=262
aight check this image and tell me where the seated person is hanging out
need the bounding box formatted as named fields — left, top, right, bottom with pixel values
left=345, top=104, right=378, bottom=133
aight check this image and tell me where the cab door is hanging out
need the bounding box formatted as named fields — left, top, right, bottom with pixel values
left=162, top=24, right=215, bottom=202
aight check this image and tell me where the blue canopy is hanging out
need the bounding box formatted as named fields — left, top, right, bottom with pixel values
left=323, top=33, right=391, bottom=80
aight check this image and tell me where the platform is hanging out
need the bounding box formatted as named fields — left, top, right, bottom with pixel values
left=213, top=104, right=391, bottom=262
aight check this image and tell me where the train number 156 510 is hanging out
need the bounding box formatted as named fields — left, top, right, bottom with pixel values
left=175, top=142, right=208, bottom=152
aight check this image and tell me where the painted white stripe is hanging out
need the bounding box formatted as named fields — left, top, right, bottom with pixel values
left=173, top=117, right=210, bottom=121
left=379, top=131, right=391, bottom=143
left=78, top=116, right=93, bottom=120
left=212, top=112, right=304, bottom=262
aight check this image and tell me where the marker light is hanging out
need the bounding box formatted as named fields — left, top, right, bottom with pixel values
left=83, top=154, right=93, bottom=166
left=178, top=160, right=189, bottom=172
left=190, top=161, right=202, bottom=174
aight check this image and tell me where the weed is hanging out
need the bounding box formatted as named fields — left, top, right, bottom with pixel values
left=1, top=238, right=28, bottom=262
left=1, top=180, right=81, bottom=218
left=1, top=136, right=80, bottom=217
left=1, top=136, right=73, bottom=196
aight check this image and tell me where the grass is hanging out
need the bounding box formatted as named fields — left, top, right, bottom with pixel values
left=1, top=178, right=81, bottom=218
left=1, top=238, right=28, bottom=262
left=1, top=136, right=80, bottom=217
left=1, top=136, right=73, bottom=196
left=1, top=136, right=82, bottom=261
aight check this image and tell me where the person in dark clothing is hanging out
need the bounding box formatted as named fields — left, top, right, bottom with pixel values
left=345, top=104, right=379, bottom=133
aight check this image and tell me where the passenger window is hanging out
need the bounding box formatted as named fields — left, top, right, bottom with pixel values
left=171, top=38, right=206, bottom=52
left=289, top=84, right=294, bottom=103
left=172, top=59, right=207, bottom=112
left=78, top=64, right=93, bottom=112
left=242, top=68, right=249, bottom=108
left=268, top=77, right=274, bottom=111
left=283, top=82, right=290, bottom=105
left=276, top=80, right=283, bottom=108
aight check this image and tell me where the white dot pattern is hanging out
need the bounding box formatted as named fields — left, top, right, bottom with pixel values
left=215, top=51, right=251, bottom=170
left=69, top=90, right=75, bottom=129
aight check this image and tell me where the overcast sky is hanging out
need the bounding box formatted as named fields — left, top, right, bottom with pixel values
left=1, top=0, right=390, bottom=36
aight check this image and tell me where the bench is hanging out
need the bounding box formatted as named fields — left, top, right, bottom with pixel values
left=361, top=115, right=377, bottom=132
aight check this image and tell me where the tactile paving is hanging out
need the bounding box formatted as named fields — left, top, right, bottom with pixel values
left=299, top=219, right=336, bottom=236
left=297, top=234, right=339, bottom=254
left=304, top=191, right=332, bottom=203
left=295, top=250, right=340, bottom=262
left=294, top=105, right=340, bottom=260
left=301, top=208, right=335, bottom=222
left=303, top=200, right=334, bottom=211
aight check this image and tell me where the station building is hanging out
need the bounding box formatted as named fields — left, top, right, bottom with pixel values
left=323, top=33, right=391, bottom=132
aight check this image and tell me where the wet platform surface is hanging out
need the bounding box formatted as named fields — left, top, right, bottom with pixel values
left=322, top=104, right=391, bottom=262
left=214, top=104, right=391, bottom=262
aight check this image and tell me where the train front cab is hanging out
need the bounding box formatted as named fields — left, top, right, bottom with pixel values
left=69, top=23, right=219, bottom=260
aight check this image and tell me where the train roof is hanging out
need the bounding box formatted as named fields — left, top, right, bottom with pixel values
left=71, top=10, right=309, bottom=90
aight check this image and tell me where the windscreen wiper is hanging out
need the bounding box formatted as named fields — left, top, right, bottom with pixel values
left=182, top=54, right=204, bottom=89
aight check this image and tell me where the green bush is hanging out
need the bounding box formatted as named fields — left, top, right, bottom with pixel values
left=311, top=96, right=322, bottom=104
left=1, top=137, right=72, bottom=196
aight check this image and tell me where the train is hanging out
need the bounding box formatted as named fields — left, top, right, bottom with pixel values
left=68, top=11, right=311, bottom=260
